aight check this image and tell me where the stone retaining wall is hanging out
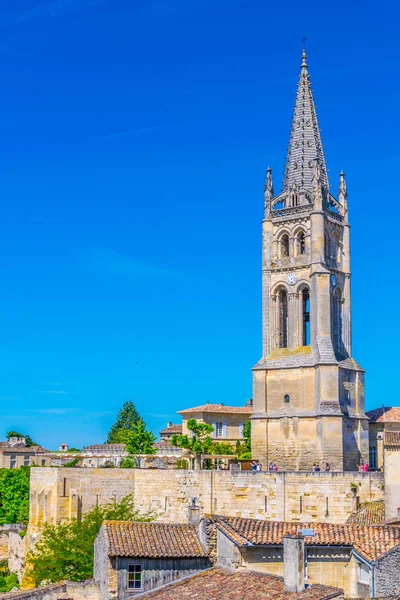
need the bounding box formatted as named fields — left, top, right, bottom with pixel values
left=28, top=468, right=384, bottom=532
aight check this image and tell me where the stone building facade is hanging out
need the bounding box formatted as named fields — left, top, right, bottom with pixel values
left=94, top=521, right=210, bottom=599
left=251, top=49, right=368, bottom=471
left=214, top=516, right=400, bottom=598
left=178, top=403, right=252, bottom=445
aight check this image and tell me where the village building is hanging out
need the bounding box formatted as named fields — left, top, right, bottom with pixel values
left=367, top=406, right=400, bottom=469
left=159, top=424, right=182, bottom=441
left=213, top=516, right=400, bottom=598
left=178, top=402, right=252, bottom=445
left=94, top=521, right=210, bottom=599
left=251, top=48, right=369, bottom=472
left=0, top=437, right=50, bottom=469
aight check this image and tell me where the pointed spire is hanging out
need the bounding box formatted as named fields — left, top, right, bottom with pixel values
left=283, top=49, right=329, bottom=195
left=264, top=166, right=274, bottom=217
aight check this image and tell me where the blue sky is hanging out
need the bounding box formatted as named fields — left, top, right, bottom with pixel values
left=0, top=0, right=399, bottom=449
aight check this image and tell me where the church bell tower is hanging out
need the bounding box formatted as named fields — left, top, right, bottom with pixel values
left=251, top=49, right=368, bottom=471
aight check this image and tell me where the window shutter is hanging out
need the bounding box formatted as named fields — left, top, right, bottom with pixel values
left=239, top=423, right=244, bottom=438
left=223, top=423, right=227, bottom=439
left=212, top=422, right=216, bottom=438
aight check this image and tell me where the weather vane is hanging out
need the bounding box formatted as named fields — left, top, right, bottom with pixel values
left=301, top=36, right=307, bottom=48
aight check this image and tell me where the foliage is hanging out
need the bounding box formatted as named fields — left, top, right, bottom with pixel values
left=106, top=401, right=142, bottom=444
left=6, top=431, right=36, bottom=447
left=125, top=421, right=156, bottom=455
left=234, top=421, right=252, bottom=459
left=171, top=419, right=214, bottom=458
left=0, top=570, right=19, bottom=592
left=176, top=459, right=188, bottom=469
left=0, top=559, right=19, bottom=592
left=120, top=457, right=138, bottom=469
left=99, top=460, right=115, bottom=468
left=26, top=494, right=155, bottom=586
left=64, top=458, right=80, bottom=468
left=0, top=467, right=30, bottom=524
left=67, top=448, right=81, bottom=453
left=210, top=442, right=236, bottom=455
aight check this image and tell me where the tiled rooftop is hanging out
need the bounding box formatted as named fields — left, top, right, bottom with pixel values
left=216, top=516, right=400, bottom=561
left=159, top=424, right=182, bottom=435
left=178, top=403, right=252, bottom=414
left=133, top=567, right=343, bottom=599
left=81, top=444, right=126, bottom=453
left=347, top=501, right=385, bottom=526
left=384, top=431, right=400, bottom=447
left=0, top=443, right=47, bottom=453
left=102, top=521, right=207, bottom=558
left=366, top=406, right=400, bottom=422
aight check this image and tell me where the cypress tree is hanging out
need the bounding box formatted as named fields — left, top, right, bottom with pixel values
left=106, top=401, right=142, bottom=444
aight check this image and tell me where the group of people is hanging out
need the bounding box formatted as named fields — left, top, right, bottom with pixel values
left=251, top=461, right=263, bottom=472
left=357, top=462, right=369, bottom=472
left=311, top=463, right=331, bottom=472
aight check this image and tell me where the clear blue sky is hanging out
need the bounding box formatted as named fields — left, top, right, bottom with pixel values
left=0, top=0, right=398, bottom=449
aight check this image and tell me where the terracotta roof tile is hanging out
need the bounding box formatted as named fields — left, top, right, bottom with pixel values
left=82, top=444, right=126, bottom=453
left=216, top=517, right=400, bottom=562
left=102, top=521, right=207, bottom=558
left=134, top=567, right=343, bottom=599
left=178, top=403, right=252, bottom=415
left=160, top=425, right=182, bottom=435
left=366, top=406, right=400, bottom=422
left=347, top=501, right=385, bottom=526
left=0, top=444, right=48, bottom=453
left=384, top=431, right=400, bottom=447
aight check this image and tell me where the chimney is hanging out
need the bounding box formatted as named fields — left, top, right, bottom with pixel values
left=8, top=437, right=26, bottom=447
left=284, top=534, right=305, bottom=593
left=167, top=422, right=173, bottom=428
left=188, top=498, right=201, bottom=526
left=397, top=507, right=400, bottom=518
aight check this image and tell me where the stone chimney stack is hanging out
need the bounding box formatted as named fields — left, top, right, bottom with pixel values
left=284, top=534, right=305, bottom=593
left=167, top=422, right=173, bottom=428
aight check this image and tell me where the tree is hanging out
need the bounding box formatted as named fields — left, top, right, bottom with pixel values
left=235, top=421, right=251, bottom=459
left=6, top=431, right=36, bottom=448
left=26, top=494, right=155, bottom=586
left=0, top=467, right=30, bottom=524
left=106, top=401, right=142, bottom=443
left=171, top=419, right=214, bottom=469
left=125, top=421, right=156, bottom=455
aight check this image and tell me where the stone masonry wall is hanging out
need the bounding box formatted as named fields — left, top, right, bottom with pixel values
left=376, top=545, right=400, bottom=598
left=8, top=531, right=27, bottom=581
left=28, top=468, right=384, bottom=534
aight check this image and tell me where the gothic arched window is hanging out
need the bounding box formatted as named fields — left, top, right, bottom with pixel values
left=296, top=231, right=306, bottom=255
left=302, top=288, right=310, bottom=346
left=332, top=288, right=342, bottom=351
left=280, top=234, right=290, bottom=258
left=278, top=289, right=288, bottom=348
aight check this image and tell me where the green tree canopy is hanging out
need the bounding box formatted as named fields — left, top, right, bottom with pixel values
left=171, top=419, right=214, bottom=467
left=6, top=431, right=36, bottom=447
left=26, top=494, right=155, bottom=586
left=0, top=467, right=30, bottom=524
left=106, top=401, right=142, bottom=443
left=125, top=421, right=156, bottom=455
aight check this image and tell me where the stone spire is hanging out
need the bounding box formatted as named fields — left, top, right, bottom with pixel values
left=283, top=49, right=329, bottom=194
